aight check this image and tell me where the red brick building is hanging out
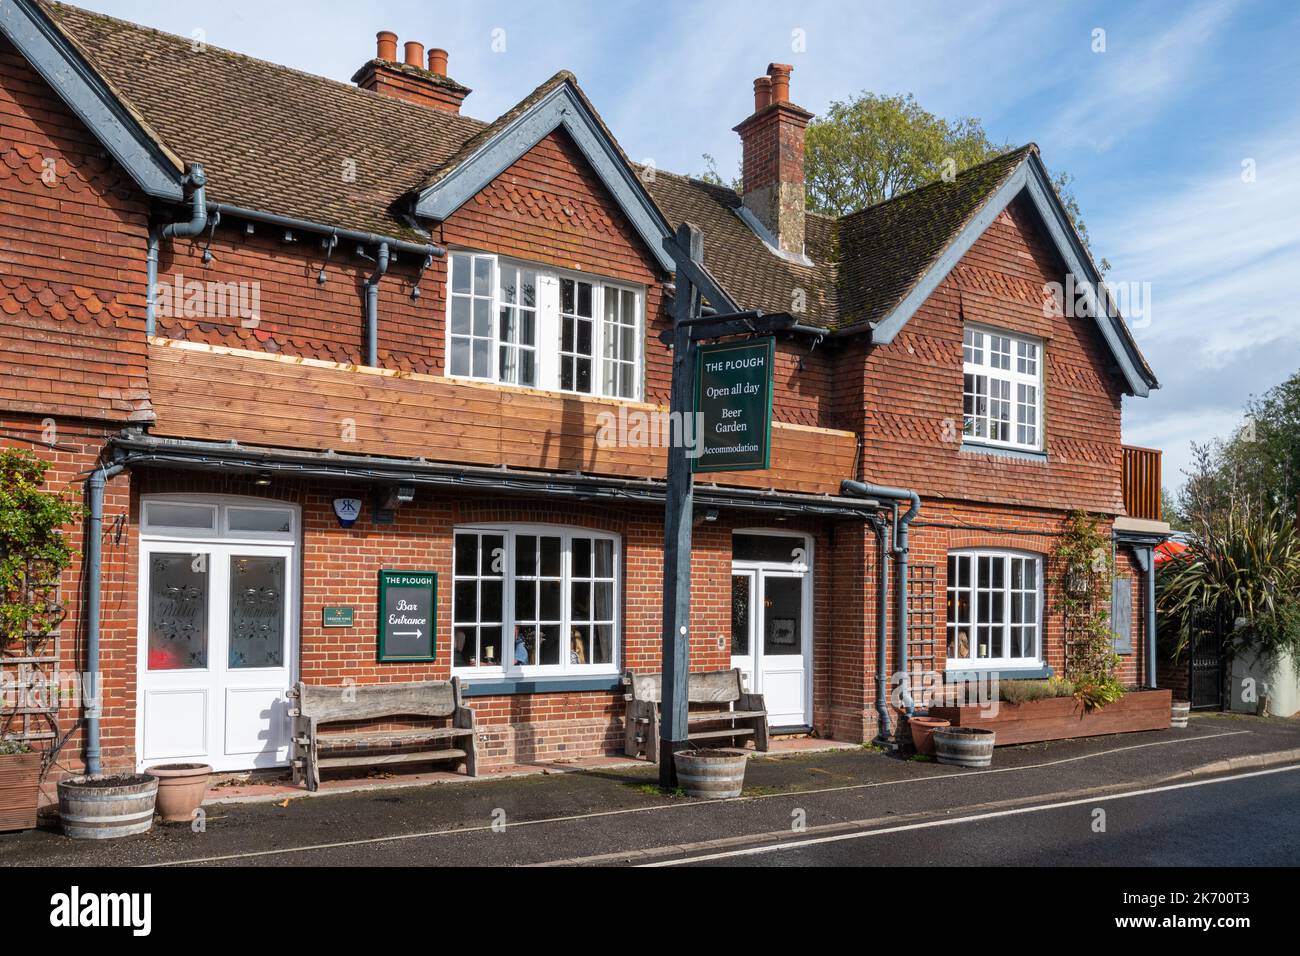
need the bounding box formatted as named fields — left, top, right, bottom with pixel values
left=1, top=1, right=1168, bottom=777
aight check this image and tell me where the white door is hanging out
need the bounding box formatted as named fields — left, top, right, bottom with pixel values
left=137, top=499, right=298, bottom=772
left=731, top=532, right=812, bottom=728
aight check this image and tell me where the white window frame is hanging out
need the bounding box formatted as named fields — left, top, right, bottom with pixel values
left=451, top=524, right=622, bottom=680
left=444, top=250, right=643, bottom=400
left=962, top=325, right=1043, bottom=452
left=946, top=549, right=1042, bottom=670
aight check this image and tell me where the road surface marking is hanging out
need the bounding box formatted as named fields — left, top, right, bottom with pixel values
left=642, top=762, right=1300, bottom=866
left=147, top=729, right=1249, bottom=866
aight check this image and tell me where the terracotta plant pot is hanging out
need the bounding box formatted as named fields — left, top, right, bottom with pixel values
left=908, top=715, right=950, bottom=756
left=146, top=763, right=212, bottom=823
left=0, top=751, right=43, bottom=832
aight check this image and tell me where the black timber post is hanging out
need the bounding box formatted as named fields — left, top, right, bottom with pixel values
left=659, top=222, right=703, bottom=788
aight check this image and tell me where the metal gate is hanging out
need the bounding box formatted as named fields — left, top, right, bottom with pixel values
left=1187, top=609, right=1227, bottom=710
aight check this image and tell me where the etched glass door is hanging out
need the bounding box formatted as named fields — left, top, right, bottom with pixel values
left=137, top=500, right=297, bottom=772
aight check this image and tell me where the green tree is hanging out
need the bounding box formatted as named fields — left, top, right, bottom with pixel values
left=1177, top=370, right=1300, bottom=525
left=800, top=91, right=1106, bottom=270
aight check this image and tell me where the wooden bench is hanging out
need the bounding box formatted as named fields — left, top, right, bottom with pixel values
left=288, top=678, right=478, bottom=791
left=623, top=668, right=769, bottom=764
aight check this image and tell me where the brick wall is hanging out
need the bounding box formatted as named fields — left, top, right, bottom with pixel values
left=851, top=195, right=1127, bottom=513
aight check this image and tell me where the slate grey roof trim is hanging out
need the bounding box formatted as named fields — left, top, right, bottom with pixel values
left=1, top=0, right=183, bottom=199
left=414, top=79, right=677, bottom=273
left=870, top=151, right=1156, bottom=396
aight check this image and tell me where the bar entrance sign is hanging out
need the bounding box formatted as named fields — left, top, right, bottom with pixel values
left=377, top=570, right=437, bottom=661
left=694, top=337, right=774, bottom=472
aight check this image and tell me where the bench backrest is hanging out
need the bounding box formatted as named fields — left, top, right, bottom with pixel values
left=293, top=679, right=462, bottom=722
left=627, top=669, right=743, bottom=705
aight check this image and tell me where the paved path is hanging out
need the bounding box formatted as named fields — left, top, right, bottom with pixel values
left=2, top=714, right=1297, bottom=867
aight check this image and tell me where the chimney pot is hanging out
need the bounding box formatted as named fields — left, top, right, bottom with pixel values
left=404, top=40, right=424, bottom=67
left=753, top=76, right=772, bottom=112
left=766, top=62, right=793, bottom=103
left=428, top=47, right=449, bottom=76
left=376, top=31, right=397, bottom=62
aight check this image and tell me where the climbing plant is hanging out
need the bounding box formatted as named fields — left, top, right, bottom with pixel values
left=0, top=448, right=84, bottom=649
left=1054, top=510, right=1124, bottom=709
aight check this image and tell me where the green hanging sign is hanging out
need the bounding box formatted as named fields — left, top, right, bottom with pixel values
left=377, top=570, right=437, bottom=662
left=693, top=336, right=775, bottom=473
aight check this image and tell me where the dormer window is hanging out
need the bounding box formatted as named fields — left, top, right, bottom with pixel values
left=447, top=251, right=642, bottom=400
left=963, top=326, right=1042, bottom=452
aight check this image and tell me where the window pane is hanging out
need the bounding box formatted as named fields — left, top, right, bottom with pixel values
left=146, top=503, right=215, bottom=531
left=594, top=581, right=613, bottom=620
left=538, top=623, right=561, bottom=665
left=229, top=556, right=285, bottom=668
left=148, top=553, right=208, bottom=670
left=481, top=580, right=503, bottom=622
left=594, top=539, right=614, bottom=577
left=451, top=253, right=470, bottom=294
left=540, top=580, right=561, bottom=620
left=499, top=264, right=517, bottom=304
left=732, top=574, right=751, bottom=656
left=763, top=577, right=802, bottom=656
left=572, top=537, right=592, bottom=577
left=516, top=536, right=537, bottom=576
left=733, top=533, right=804, bottom=564
left=473, top=256, right=491, bottom=296
left=540, top=536, right=562, bottom=576
left=228, top=508, right=292, bottom=534
left=454, top=580, right=477, bottom=622
left=482, top=535, right=504, bottom=575
left=472, top=336, right=491, bottom=377
left=590, top=624, right=613, bottom=664
left=515, top=580, right=535, bottom=620
left=455, top=533, right=478, bottom=575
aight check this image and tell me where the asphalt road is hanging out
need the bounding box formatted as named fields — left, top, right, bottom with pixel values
left=661, top=764, right=1300, bottom=867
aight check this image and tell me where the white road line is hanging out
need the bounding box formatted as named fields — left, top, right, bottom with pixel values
left=642, top=762, right=1300, bottom=866
left=146, top=728, right=1250, bottom=866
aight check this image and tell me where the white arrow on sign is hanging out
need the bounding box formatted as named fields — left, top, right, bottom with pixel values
left=392, top=629, right=423, bottom=639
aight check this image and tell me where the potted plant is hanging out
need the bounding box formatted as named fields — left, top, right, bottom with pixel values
left=147, top=762, right=213, bottom=823
left=1160, top=504, right=1300, bottom=718
left=907, top=714, right=950, bottom=755
left=933, top=726, right=996, bottom=767
left=58, top=773, right=158, bottom=839
left=673, top=748, right=748, bottom=799
left=0, top=737, right=42, bottom=832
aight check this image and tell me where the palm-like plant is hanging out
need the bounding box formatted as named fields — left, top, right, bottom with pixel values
left=1158, top=503, right=1300, bottom=663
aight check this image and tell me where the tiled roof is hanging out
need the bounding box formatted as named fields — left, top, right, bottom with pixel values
left=835, top=146, right=1035, bottom=332
left=36, top=0, right=1154, bottom=386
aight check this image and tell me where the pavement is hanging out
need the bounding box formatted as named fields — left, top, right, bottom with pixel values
left=2, top=712, right=1298, bottom=867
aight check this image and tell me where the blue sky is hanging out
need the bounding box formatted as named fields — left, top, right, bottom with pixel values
left=76, top=0, right=1300, bottom=491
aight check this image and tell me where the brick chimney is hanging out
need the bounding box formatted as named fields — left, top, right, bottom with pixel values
left=733, top=63, right=813, bottom=257
left=352, top=31, right=471, bottom=114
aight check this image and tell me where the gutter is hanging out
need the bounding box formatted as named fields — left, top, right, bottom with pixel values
left=84, top=461, right=125, bottom=775
left=871, top=515, right=892, bottom=738
left=109, top=433, right=885, bottom=521
left=841, top=479, right=922, bottom=720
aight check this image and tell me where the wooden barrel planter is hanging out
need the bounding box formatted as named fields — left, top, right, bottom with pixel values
left=933, top=727, right=996, bottom=768
left=0, top=751, right=43, bottom=832
left=1171, top=700, right=1191, bottom=728
left=673, top=748, right=748, bottom=799
left=57, top=773, right=157, bottom=839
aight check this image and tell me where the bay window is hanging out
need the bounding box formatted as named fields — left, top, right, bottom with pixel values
left=963, top=326, right=1042, bottom=451
left=946, top=550, right=1041, bottom=668
left=452, top=525, right=619, bottom=676
left=447, top=251, right=642, bottom=400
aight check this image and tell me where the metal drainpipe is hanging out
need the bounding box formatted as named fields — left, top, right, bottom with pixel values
left=841, top=480, right=922, bottom=715
left=366, top=242, right=390, bottom=368
left=1146, top=546, right=1158, bottom=689
left=872, top=516, right=892, bottom=739
left=145, top=164, right=208, bottom=336
left=85, top=461, right=125, bottom=775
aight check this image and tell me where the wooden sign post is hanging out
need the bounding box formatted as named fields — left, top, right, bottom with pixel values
left=658, top=224, right=791, bottom=788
